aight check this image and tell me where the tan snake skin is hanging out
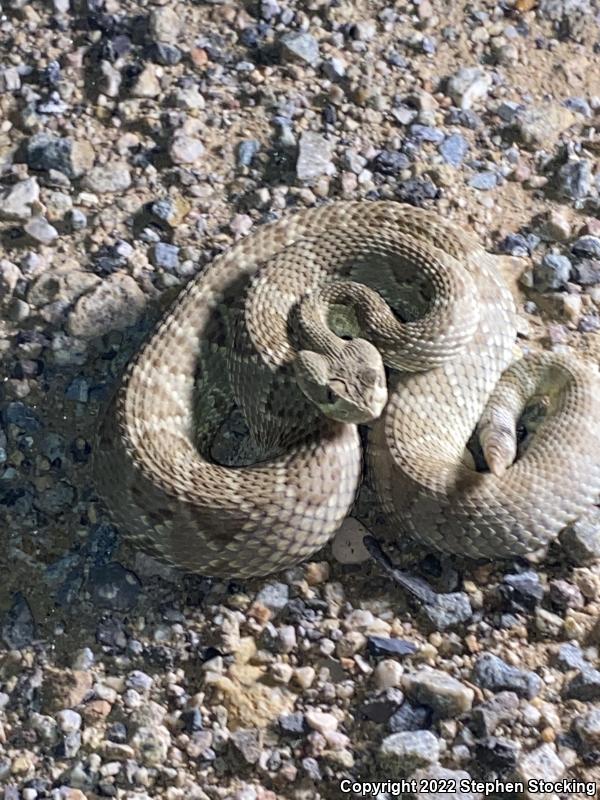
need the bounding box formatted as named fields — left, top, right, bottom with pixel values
left=93, top=201, right=600, bottom=576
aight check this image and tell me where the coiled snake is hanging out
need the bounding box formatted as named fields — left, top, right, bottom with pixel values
left=93, top=202, right=600, bottom=577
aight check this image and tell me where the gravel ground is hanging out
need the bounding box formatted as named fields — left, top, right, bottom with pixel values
left=2, top=0, right=600, bottom=798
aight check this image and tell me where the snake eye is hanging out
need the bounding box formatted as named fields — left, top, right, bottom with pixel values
left=326, top=388, right=337, bottom=404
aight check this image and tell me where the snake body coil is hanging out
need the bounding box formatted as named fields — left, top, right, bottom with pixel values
left=93, top=202, right=600, bottom=576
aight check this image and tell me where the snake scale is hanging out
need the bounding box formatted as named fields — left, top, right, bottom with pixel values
left=93, top=201, right=600, bottom=577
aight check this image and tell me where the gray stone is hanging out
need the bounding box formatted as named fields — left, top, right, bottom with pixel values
left=472, top=653, right=541, bottom=699
left=130, top=725, right=171, bottom=766
left=564, top=667, right=600, bottom=701
left=82, top=163, right=131, bottom=193
left=24, top=216, right=59, bottom=245
left=280, top=32, right=320, bottom=66
left=66, top=274, right=146, bottom=337
left=514, top=743, right=565, bottom=787
left=127, top=670, right=153, bottom=692
left=278, top=712, right=307, bottom=735
left=236, top=140, right=261, bottom=167
left=255, top=582, right=289, bottom=612
left=56, top=709, right=82, bottom=733
left=388, top=700, right=432, bottom=732
left=378, top=730, right=440, bottom=778
left=554, top=159, right=592, bottom=201
left=149, top=7, right=181, bottom=43
left=571, top=259, right=600, bottom=286
left=469, top=171, right=497, bottom=190
left=100, top=60, right=122, bottom=98
left=410, top=124, right=445, bottom=145
left=0, top=260, right=21, bottom=294
left=573, top=708, right=600, bottom=750
left=169, top=134, right=204, bottom=165
left=446, top=67, right=491, bottom=110
left=0, top=66, right=21, bottom=92
left=68, top=209, right=88, bottom=231
left=132, top=64, right=161, bottom=98
left=403, top=669, right=474, bottom=718
left=469, top=691, right=520, bottom=737
left=230, top=728, right=261, bottom=764
left=151, top=242, right=180, bottom=272
left=26, top=134, right=94, bottom=178
left=439, top=133, right=468, bottom=166
left=560, top=508, right=600, bottom=563
left=572, top=235, right=600, bottom=259
left=418, top=592, right=473, bottom=631
left=296, top=131, right=334, bottom=181
left=533, top=253, right=572, bottom=291
left=511, top=103, right=578, bottom=149
left=0, top=178, right=40, bottom=221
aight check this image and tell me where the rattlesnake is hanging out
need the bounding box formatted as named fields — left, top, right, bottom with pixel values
left=93, top=201, right=600, bottom=576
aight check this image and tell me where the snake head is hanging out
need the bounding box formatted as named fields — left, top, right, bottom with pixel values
left=293, top=339, right=388, bottom=424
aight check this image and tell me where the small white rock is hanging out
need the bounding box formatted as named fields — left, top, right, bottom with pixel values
left=0, top=178, right=40, bottom=221
left=305, top=709, right=338, bottom=734
left=169, top=135, right=204, bottom=165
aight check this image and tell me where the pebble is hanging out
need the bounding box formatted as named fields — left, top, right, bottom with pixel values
left=367, top=636, right=417, bottom=658
left=378, top=730, right=440, bottom=778
left=388, top=700, right=432, bottom=733
left=514, top=743, right=565, bottom=790
left=403, top=669, right=474, bottom=718
left=533, top=253, right=572, bottom=291
left=563, top=666, right=600, bottom=701
left=472, top=653, right=542, bottom=699
left=132, top=64, right=161, bottom=98
left=537, top=209, right=572, bottom=242
left=573, top=708, right=600, bottom=750
left=236, top=140, right=261, bottom=168
left=26, top=133, right=95, bottom=178
left=130, top=725, right=171, bottom=766
left=56, top=710, right=82, bottom=733
left=0, top=178, right=40, bottom=221
left=279, top=32, right=320, bottom=67
left=571, top=259, right=600, bottom=285
left=255, top=582, right=289, bottom=613
left=469, top=171, right=497, bottom=191
left=304, top=710, right=338, bottom=735
left=559, top=508, right=600, bottom=563
left=554, top=159, right=592, bottom=201
left=469, top=691, right=519, bottom=737
left=66, top=274, right=146, bottom=337
left=512, top=102, right=578, bottom=149
left=499, top=571, right=544, bottom=612
left=169, top=135, right=204, bottom=165
left=572, top=235, right=600, bottom=259
left=151, top=242, right=180, bottom=272
left=296, top=132, right=334, bottom=182
left=279, top=712, right=307, bottom=736
left=371, top=149, right=411, bottom=175
left=374, top=659, right=404, bottom=690
left=149, top=7, right=181, bottom=44
left=439, top=133, right=469, bottom=167
left=82, top=164, right=132, bottom=194
left=446, top=66, right=491, bottom=110
left=24, top=216, right=58, bottom=245
left=418, top=592, right=473, bottom=631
